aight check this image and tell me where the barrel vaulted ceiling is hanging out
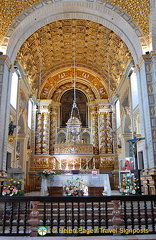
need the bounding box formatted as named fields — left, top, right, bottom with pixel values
left=0, top=0, right=150, bottom=44
left=16, top=19, right=132, bottom=100
left=0, top=0, right=150, bottom=101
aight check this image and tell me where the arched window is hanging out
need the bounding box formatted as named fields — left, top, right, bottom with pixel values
left=116, top=99, right=121, bottom=129
left=130, top=72, right=139, bottom=109
left=28, top=99, right=32, bottom=129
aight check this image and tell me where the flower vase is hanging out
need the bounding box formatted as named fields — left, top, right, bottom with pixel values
left=41, top=178, right=49, bottom=196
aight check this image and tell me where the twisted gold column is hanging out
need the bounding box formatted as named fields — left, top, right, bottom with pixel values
left=42, top=113, right=50, bottom=154
left=106, top=112, right=113, bottom=154
left=49, top=108, right=57, bottom=155
left=91, top=107, right=99, bottom=154
left=99, top=112, right=107, bottom=154
left=35, top=114, right=42, bottom=154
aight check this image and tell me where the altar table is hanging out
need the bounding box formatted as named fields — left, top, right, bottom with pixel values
left=48, top=174, right=111, bottom=196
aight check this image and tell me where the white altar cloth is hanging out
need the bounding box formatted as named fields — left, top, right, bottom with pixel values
left=48, top=174, right=111, bottom=195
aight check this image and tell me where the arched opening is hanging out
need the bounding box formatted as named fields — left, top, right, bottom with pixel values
left=57, top=133, right=66, bottom=144
left=60, top=89, right=88, bottom=127
left=82, top=132, right=90, bottom=144
left=1, top=0, right=150, bottom=194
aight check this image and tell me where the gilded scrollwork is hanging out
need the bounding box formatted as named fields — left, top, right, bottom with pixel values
left=91, top=107, right=99, bottom=154
left=35, top=114, right=42, bottom=154
left=99, top=157, right=114, bottom=169
left=0, top=1, right=149, bottom=48
left=99, top=112, right=107, bottom=154
left=49, top=108, right=57, bottom=155
left=54, top=144, right=93, bottom=155
left=17, top=19, right=132, bottom=96
left=41, top=113, right=50, bottom=154
left=99, top=112, right=113, bottom=154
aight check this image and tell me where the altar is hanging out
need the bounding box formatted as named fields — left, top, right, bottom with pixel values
left=48, top=173, right=111, bottom=196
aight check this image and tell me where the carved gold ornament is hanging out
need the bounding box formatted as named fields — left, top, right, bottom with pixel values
left=17, top=19, right=132, bottom=99
left=0, top=1, right=149, bottom=45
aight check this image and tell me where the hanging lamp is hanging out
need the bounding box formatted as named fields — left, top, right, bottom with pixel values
left=69, top=42, right=81, bottom=121
left=66, top=36, right=82, bottom=144
left=37, top=51, right=42, bottom=114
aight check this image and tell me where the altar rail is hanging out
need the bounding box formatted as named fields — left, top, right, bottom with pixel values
left=0, top=195, right=156, bottom=236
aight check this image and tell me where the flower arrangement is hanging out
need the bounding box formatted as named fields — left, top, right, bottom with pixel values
left=2, top=178, right=25, bottom=196
left=63, top=177, right=86, bottom=196
left=36, top=169, right=56, bottom=179
left=119, top=173, right=140, bottom=195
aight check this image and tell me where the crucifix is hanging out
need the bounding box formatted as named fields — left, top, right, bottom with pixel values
left=127, top=132, right=145, bottom=170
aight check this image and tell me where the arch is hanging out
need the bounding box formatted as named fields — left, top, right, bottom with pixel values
left=60, top=89, right=88, bottom=127
left=41, top=67, right=108, bottom=101
left=57, top=132, right=66, bottom=144
left=82, top=132, right=90, bottom=144
left=2, top=1, right=147, bottom=64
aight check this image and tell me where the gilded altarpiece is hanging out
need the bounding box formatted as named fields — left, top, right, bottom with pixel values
left=30, top=100, right=116, bottom=190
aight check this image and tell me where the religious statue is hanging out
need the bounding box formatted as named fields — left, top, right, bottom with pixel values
left=127, top=132, right=145, bottom=169
left=8, top=121, right=16, bottom=135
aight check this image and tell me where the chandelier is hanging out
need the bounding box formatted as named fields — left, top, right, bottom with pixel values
left=70, top=49, right=81, bottom=121
left=37, top=52, right=42, bottom=114
left=66, top=42, right=82, bottom=144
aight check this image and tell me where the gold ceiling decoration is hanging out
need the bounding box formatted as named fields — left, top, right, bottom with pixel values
left=0, top=0, right=150, bottom=45
left=17, top=19, right=132, bottom=99
left=41, top=67, right=108, bottom=101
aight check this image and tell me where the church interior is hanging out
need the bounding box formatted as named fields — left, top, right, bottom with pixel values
left=0, top=0, right=156, bottom=196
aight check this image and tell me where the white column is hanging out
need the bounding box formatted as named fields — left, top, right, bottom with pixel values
left=0, top=55, right=12, bottom=170
left=149, top=0, right=156, bottom=51
left=136, top=53, right=156, bottom=168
